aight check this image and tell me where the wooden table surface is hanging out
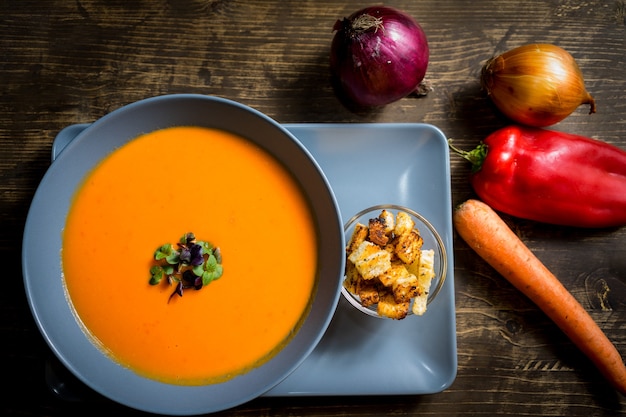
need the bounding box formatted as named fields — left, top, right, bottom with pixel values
left=3, top=1, right=626, bottom=416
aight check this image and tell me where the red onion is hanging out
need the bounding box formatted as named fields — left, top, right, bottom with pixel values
left=330, top=6, right=429, bottom=107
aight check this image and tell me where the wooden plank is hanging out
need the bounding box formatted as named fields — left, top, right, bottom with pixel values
left=2, top=0, right=626, bottom=415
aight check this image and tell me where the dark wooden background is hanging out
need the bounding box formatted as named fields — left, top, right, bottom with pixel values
left=2, top=1, right=626, bottom=416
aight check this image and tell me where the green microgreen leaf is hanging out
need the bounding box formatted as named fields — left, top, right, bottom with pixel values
left=201, top=271, right=213, bottom=286
left=150, top=232, right=223, bottom=302
left=165, top=252, right=180, bottom=265
left=201, top=254, right=223, bottom=286
left=149, top=265, right=164, bottom=285
left=204, top=253, right=217, bottom=270
left=214, top=247, right=222, bottom=264
left=214, top=264, right=224, bottom=280
left=192, top=264, right=204, bottom=277
left=202, top=264, right=224, bottom=286
left=198, top=240, right=213, bottom=253
left=181, top=232, right=196, bottom=245
left=154, top=243, right=174, bottom=260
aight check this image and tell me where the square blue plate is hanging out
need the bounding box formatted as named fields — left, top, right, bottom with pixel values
left=52, top=122, right=457, bottom=396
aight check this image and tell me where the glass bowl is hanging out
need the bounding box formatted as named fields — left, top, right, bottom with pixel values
left=341, top=204, right=447, bottom=319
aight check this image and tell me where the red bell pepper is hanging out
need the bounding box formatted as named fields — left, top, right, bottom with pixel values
left=450, top=125, right=626, bottom=228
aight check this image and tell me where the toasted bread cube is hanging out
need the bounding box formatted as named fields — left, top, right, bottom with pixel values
left=356, top=276, right=380, bottom=307
left=343, top=261, right=360, bottom=294
left=411, top=249, right=435, bottom=316
left=394, top=211, right=415, bottom=236
left=368, top=217, right=389, bottom=246
left=379, top=210, right=395, bottom=234
left=378, top=262, right=410, bottom=287
left=346, top=223, right=368, bottom=255
left=394, top=229, right=423, bottom=265
left=348, top=241, right=391, bottom=280
left=392, top=271, right=419, bottom=304
left=383, top=242, right=396, bottom=258
left=377, top=291, right=409, bottom=320
left=417, top=249, right=436, bottom=283
left=406, top=250, right=421, bottom=276
left=412, top=293, right=427, bottom=316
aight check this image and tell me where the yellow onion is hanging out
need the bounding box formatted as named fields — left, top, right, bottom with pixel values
left=481, top=43, right=596, bottom=127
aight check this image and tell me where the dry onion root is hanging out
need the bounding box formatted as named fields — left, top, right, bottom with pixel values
left=481, top=43, right=596, bottom=127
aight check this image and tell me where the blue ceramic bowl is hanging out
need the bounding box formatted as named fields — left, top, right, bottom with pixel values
left=22, top=94, right=345, bottom=415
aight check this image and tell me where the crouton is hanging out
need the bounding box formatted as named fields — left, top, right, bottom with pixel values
left=368, top=217, right=389, bottom=246
left=378, top=262, right=410, bottom=287
left=357, top=276, right=380, bottom=307
left=411, top=249, right=435, bottom=316
left=347, top=240, right=391, bottom=280
left=383, top=242, right=396, bottom=258
left=379, top=210, right=395, bottom=234
left=412, top=293, right=428, bottom=316
left=392, top=272, right=419, bottom=304
left=394, top=229, right=423, bottom=265
left=346, top=223, right=368, bottom=255
left=394, top=211, right=415, bottom=236
left=377, top=291, right=409, bottom=320
left=343, top=261, right=360, bottom=294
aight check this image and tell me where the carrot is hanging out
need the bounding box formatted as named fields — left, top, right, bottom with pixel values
left=453, top=198, right=626, bottom=394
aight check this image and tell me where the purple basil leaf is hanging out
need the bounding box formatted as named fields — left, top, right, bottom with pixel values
left=190, top=244, right=204, bottom=266
left=182, top=270, right=196, bottom=284
left=179, top=247, right=191, bottom=263
left=194, top=276, right=203, bottom=290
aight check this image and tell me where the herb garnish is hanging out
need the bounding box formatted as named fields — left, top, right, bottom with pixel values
left=149, top=232, right=223, bottom=302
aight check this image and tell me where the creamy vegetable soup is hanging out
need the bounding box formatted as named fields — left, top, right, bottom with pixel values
left=62, top=126, right=318, bottom=385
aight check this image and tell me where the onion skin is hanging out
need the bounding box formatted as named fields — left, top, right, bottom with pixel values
left=330, top=6, right=429, bottom=107
left=481, top=44, right=596, bottom=127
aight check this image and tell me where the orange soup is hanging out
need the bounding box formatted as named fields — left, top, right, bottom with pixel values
left=62, top=126, right=318, bottom=385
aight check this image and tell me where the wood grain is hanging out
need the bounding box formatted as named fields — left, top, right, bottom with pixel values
left=2, top=0, right=626, bottom=416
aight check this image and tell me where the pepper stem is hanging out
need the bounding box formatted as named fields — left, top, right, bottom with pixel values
left=447, top=140, right=488, bottom=173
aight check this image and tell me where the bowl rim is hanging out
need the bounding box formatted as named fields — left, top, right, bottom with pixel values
left=340, top=203, right=448, bottom=319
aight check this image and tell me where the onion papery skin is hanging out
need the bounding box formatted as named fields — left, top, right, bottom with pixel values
left=481, top=43, right=595, bottom=127
left=330, top=6, right=429, bottom=107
